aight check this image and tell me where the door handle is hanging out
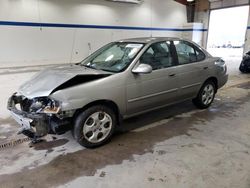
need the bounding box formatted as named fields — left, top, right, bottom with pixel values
left=169, top=73, right=176, bottom=77
left=203, top=66, right=208, bottom=70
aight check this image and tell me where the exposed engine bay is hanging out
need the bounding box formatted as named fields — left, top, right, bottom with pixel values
left=17, top=96, right=60, bottom=114
left=8, top=93, right=72, bottom=142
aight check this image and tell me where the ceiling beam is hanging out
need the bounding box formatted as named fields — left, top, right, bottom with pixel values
left=174, top=0, right=188, bottom=5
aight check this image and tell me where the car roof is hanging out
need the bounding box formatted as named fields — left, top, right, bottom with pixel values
left=116, top=37, right=211, bottom=57
left=117, top=37, right=182, bottom=44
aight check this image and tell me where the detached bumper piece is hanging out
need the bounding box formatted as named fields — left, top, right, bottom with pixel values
left=7, top=94, right=72, bottom=142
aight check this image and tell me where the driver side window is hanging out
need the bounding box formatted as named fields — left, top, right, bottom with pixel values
left=140, top=41, right=174, bottom=70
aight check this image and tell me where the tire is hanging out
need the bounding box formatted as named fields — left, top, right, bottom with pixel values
left=74, top=105, right=116, bottom=148
left=239, top=64, right=246, bottom=73
left=192, top=81, right=216, bottom=109
left=239, top=65, right=247, bottom=73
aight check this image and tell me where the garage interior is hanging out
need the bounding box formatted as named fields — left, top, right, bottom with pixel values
left=0, top=0, right=250, bottom=187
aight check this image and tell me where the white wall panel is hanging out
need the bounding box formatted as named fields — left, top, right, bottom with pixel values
left=0, top=0, right=189, bottom=67
left=0, top=26, right=75, bottom=66
left=0, top=0, right=39, bottom=22
left=194, top=10, right=209, bottom=47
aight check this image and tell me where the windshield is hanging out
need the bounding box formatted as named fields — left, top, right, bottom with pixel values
left=80, top=42, right=144, bottom=73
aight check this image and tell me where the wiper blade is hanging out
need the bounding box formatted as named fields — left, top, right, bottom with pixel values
left=81, top=64, right=96, bottom=70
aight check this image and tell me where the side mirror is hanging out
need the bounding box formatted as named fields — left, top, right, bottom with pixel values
left=132, top=63, right=152, bottom=74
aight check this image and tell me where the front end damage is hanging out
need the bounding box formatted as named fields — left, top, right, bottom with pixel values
left=7, top=93, right=73, bottom=142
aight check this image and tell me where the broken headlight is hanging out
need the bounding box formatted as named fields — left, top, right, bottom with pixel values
left=29, top=97, right=61, bottom=114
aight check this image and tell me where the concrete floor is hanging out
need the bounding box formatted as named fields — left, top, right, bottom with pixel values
left=0, top=60, right=250, bottom=188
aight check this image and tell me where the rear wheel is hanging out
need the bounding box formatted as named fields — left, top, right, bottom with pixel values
left=192, top=81, right=216, bottom=109
left=74, top=105, right=116, bottom=148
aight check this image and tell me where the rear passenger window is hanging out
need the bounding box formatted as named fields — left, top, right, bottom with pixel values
left=174, top=41, right=205, bottom=65
left=140, top=41, right=174, bottom=70
left=196, top=47, right=206, bottom=61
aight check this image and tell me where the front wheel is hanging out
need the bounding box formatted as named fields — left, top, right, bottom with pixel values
left=192, top=81, right=216, bottom=109
left=74, top=105, right=116, bottom=148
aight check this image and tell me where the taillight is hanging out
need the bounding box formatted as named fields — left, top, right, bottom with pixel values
left=215, top=58, right=226, bottom=73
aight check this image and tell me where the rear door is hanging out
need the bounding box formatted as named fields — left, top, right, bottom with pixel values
left=173, top=40, right=209, bottom=99
left=126, top=41, right=179, bottom=115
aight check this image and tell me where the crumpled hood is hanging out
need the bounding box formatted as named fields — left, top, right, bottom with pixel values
left=18, top=64, right=111, bottom=98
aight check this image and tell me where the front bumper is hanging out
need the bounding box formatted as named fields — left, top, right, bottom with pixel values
left=7, top=94, right=72, bottom=139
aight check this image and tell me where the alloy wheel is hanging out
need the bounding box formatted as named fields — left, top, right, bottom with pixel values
left=201, top=84, right=215, bottom=105
left=83, top=111, right=112, bottom=143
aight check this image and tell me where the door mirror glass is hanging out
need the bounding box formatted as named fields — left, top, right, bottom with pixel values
left=132, top=63, right=152, bottom=74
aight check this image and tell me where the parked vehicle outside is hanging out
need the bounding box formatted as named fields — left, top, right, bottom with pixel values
left=7, top=37, right=228, bottom=148
left=239, top=51, right=250, bottom=73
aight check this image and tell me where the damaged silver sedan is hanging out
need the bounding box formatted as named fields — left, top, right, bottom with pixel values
left=8, top=37, right=228, bottom=148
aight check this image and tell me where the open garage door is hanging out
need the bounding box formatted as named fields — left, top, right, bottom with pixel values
left=207, top=6, right=249, bottom=62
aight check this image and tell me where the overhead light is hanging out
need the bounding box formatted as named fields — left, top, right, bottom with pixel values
left=187, top=0, right=195, bottom=2
left=106, top=0, right=143, bottom=4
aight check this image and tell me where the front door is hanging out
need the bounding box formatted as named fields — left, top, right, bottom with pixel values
left=126, top=41, right=179, bottom=116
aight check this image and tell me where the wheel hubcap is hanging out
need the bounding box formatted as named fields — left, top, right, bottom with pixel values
left=83, top=111, right=112, bottom=143
left=202, top=84, right=214, bottom=105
